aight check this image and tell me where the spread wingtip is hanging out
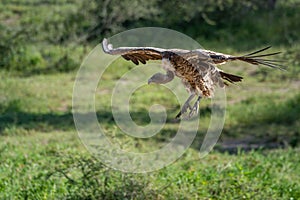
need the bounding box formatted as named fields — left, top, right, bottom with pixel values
left=102, top=38, right=110, bottom=53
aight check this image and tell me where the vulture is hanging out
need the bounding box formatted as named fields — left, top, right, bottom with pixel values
left=102, top=38, right=284, bottom=118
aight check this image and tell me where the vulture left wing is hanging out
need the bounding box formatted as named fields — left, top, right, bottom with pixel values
left=102, top=38, right=164, bottom=65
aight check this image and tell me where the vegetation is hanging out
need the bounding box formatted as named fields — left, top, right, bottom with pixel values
left=0, top=0, right=299, bottom=199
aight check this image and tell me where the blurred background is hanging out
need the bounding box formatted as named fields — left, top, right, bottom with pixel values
left=0, top=0, right=299, bottom=199
left=1, top=0, right=299, bottom=74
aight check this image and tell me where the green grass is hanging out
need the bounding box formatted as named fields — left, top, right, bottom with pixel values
left=1, top=132, right=299, bottom=199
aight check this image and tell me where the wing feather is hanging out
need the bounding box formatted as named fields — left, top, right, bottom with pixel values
left=127, top=55, right=139, bottom=65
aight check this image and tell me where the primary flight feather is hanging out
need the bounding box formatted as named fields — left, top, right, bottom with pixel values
left=102, top=38, right=284, bottom=118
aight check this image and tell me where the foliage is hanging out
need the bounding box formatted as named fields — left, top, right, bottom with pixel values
left=0, top=0, right=300, bottom=74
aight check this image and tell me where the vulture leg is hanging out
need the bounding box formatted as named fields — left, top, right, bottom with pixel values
left=189, top=96, right=202, bottom=118
left=175, top=94, right=195, bottom=119
left=148, top=70, right=174, bottom=84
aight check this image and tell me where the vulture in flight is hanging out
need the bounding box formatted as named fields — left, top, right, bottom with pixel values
left=102, top=38, right=284, bottom=118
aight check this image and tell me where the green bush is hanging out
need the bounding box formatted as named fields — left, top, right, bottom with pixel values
left=4, top=46, right=46, bottom=72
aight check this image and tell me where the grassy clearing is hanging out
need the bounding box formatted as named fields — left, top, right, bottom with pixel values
left=0, top=46, right=299, bottom=198
left=1, top=132, right=299, bottom=199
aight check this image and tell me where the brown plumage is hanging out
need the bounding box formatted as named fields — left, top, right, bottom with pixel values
left=102, top=38, right=284, bottom=118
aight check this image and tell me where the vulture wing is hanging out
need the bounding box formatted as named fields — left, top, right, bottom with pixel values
left=102, top=38, right=164, bottom=65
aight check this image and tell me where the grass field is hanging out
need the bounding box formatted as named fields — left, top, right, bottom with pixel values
left=0, top=46, right=299, bottom=199
left=1, top=0, right=300, bottom=199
